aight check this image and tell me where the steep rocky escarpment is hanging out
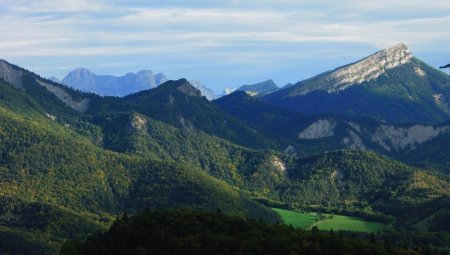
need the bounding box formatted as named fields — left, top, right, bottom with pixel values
left=0, top=60, right=24, bottom=88
left=372, top=124, right=450, bottom=151
left=37, top=80, right=90, bottom=112
left=298, top=119, right=336, bottom=139
left=292, top=43, right=413, bottom=95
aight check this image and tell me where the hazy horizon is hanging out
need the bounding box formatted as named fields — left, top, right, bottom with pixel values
left=1, top=0, right=450, bottom=93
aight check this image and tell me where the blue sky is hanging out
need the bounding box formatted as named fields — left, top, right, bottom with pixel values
left=1, top=0, right=450, bottom=93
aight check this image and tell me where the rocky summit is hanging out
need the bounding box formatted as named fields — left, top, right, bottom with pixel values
left=296, top=43, right=413, bottom=95
left=263, top=43, right=450, bottom=124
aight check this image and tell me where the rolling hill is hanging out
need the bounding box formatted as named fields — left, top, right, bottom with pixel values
left=0, top=62, right=280, bottom=254
left=87, top=79, right=279, bottom=149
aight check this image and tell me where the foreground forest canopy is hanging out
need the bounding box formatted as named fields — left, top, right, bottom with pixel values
left=60, top=209, right=447, bottom=255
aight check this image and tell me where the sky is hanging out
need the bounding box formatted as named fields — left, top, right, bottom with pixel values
left=1, top=0, right=450, bottom=93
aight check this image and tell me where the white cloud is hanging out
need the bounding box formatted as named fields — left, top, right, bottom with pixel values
left=1, top=0, right=449, bottom=89
left=5, top=0, right=112, bottom=13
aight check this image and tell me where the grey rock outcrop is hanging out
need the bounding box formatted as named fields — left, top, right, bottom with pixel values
left=0, top=60, right=90, bottom=112
left=189, top=80, right=216, bottom=100
left=371, top=124, right=450, bottom=151
left=177, top=82, right=202, bottom=97
left=299, top=119, right=336, bottom=139
left=0, top=60, right=23, bottom=88
left=37, top=80, right=90, bottom=112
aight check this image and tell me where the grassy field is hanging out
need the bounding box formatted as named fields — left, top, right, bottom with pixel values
left=272, top=208, right=316, bottom=228
left=273, top=208, right=386, bottom=233
left=316, top=214, right=386, bottom=233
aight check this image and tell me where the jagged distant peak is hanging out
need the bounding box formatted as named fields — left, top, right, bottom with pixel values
left=155, top=73, right=168, bottom=86
left=135, top=70, right=154, bottom=78
left=188, top=79, right=216, bottom=100
left=71, top=67, right=95, bottom=75
left=61, top=67, right=169, bottom=97
left=297, top=43, right=414, bottom=95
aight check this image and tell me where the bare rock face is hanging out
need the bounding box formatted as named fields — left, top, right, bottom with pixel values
left=0, top=60, right=23, bottom=88
left=296, top=116, right=450, bottom=153
left=341, top=130, right=365, bottom=150
left=128, top=114, right=148, bottom=134
left=37, top=80, right=90, bottom=112
left=299, top=119, right=336, bottom=139
left=299, top=43, right=413, bottom=95
left=371, top=124, right=450, bottom=151
left=176, top=82, right=202, bottom=97
left=189, top=80, right=216, bottom=100
left=178, top=115, right=195, bottom=130
left=271, top=156, right=286, bottom=173
left=0, top=60, right=90, bottom=112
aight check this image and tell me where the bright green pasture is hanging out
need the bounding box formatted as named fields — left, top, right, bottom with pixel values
left=273, top=208, right=386, bottom=233
left=316, top=214, right=386, bottom=233
left=272, top=208, right=317, bottom=228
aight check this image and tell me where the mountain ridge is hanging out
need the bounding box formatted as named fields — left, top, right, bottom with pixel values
left=263, top=44, right=450, bottom=124
left=61, top=68, right=168, bottom=97
left=290, top=43, right=413, bottom=95
left=236, top=79, right=279, bottom=96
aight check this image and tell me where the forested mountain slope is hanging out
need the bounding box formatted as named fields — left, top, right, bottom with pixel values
left=0, top=78, right=277, bottom=254
left=264, top=44, right=450, bottom=125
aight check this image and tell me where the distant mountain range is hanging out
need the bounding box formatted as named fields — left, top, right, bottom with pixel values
left=264, top=43, right=450, bottom=124
left=59, top=68, right=168, bottom=97
left=54, top=68, right=219, bottom=100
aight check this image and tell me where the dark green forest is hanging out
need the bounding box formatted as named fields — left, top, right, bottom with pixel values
left=61, top=209, right=448, bottom=255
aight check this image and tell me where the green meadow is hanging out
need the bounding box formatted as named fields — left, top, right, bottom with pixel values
left=273, top=208, right=387, bottom=233
left=272, top=208, right=317, bottom=228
